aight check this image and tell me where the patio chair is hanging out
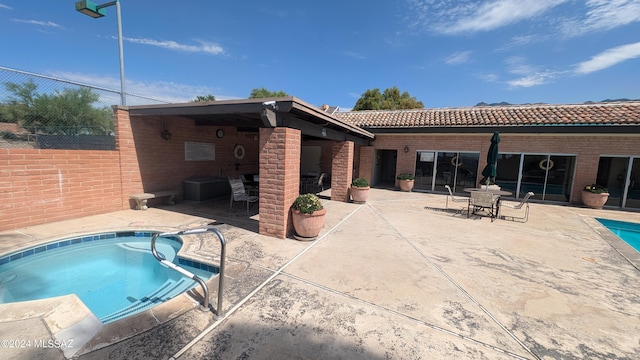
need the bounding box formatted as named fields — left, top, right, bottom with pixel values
left=228, top=178, right=259, bottom=212
left=312, top=173, right=325, bottom=193
left=444, top=185, right=467, bottom=211
left=499, top=192, right=534, bottom=222
left=303, top=172, right=325, bottom=194
left=468, top=191, right=499, bottom=221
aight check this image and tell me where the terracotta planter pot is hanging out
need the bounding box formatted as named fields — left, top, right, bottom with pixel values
left=581, top=191, right=609, bottom=209
left=350, top=186, right=370, bottom=203
left=398, top=179, right=414, bottom=192
left=291, top=208, right=326, bottom=240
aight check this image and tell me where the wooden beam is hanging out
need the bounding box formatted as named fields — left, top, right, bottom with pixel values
left=277, top=114, right=370, bottom=145
left=260, top=108, right=277, bottom=127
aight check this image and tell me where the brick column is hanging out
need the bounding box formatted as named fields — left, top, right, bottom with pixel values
left=258, top=127, right=301, bottom=238
left=358, top=145, right=374, bottom=183
left=113, top=106, right=143, bottom=209
left=330, top=141, right=354, bottom=202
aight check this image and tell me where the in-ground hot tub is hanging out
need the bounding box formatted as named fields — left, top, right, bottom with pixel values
left=184, top=177, right=230, bottom=201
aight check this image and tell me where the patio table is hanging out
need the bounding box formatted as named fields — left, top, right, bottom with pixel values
left=463, top=187, right=513, bottom=219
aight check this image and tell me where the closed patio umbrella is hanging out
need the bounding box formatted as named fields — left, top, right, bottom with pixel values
left=481, top=131, right=500, bottom=185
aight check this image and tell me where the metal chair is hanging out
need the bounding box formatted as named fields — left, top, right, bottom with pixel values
left=228, top=178, right=259, bottom=212
left=304, top=172, right=325, bottom=194
left=499, top=192, right=534, bottom=222
left=468, top=191, right=499, bottom=221
left=444, top=185, right=468, bottom=211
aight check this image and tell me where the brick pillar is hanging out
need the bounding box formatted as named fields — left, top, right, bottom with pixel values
left=258, top=127, right=301, bottom=238
left=113, top=106, right=143, bottom=209
left=330, top=141, right=354, bottom=202
left=358, top=146, right=374, bottom=183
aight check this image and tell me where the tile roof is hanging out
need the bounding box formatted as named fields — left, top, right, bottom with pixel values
left=335, top=102, right=640, bottom=129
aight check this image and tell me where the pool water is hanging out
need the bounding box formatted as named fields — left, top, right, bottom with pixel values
left=596, top=218, right=640, bottom=252
left=0, top=232, right=218, bottom=323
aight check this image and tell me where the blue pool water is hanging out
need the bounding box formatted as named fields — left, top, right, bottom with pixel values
left=596, top=218, right=640, bottom=252
left=0, top=232, right=218, bottom=323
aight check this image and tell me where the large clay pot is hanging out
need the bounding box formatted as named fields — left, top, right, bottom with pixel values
left=398, top=179, right=414, bottom=192
left=581, top=191, right=609, bottom=209
left=350, top=186, right=370, bottom=203
left=291, top=208, right=326, bottom=240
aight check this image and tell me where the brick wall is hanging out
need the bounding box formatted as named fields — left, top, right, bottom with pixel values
left=358, top=146, right=374, bottom=182
left=367, top=133, right=640, bottom=203
left=0, top=148, right=123, bottom=230
left=123, top=111, right=260, bottom=208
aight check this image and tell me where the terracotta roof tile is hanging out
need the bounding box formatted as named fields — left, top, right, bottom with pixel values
left=335, top=102, right=640, bottom=129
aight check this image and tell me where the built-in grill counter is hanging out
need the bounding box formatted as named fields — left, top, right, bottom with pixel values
left=183, top=177, right=230, bottom=201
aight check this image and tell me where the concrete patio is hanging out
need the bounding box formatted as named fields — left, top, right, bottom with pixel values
left=1, top=188, right=639, bottom=359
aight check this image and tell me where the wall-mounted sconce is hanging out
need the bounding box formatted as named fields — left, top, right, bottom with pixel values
left=160, top=121, right=172, bottom=140
left=404, top=145, right=410, bottom=153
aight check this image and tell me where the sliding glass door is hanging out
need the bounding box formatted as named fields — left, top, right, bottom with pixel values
left=414, top=150, right=480, bottom=193
left=598, top=156, right=640, bottom=209
left=495, top=153, right=575, bottom=202
left=414, top=150, right=575, bottom=202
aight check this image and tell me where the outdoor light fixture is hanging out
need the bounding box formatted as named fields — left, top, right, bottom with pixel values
left=75, top=0, right=107, bottom=18
left=75, top=0, right=126, bottom=106
left=160, top=122, right=172, bottom=140
left=404, top=145, right=410, bottom=153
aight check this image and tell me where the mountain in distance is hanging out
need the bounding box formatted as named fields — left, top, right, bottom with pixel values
left=475, top=98, right=640, bottom=107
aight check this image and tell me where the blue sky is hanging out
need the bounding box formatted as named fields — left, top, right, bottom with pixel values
left=1, top=0, right=639, bottom=110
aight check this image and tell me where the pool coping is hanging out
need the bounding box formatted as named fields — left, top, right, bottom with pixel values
left=586, top=217, right=640, bottom=271
left=0, top=227, right=222, bottom=358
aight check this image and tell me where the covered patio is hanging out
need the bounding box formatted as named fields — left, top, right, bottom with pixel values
left=115, top=97, right=374, bottom=238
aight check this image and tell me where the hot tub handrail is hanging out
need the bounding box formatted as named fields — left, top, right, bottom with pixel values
left=151, top=227, right=226, bottom=319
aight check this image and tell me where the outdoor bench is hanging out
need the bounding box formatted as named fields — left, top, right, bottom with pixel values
left=130, top=190, right=177, bottom=210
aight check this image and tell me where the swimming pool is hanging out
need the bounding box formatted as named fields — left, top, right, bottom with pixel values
left=596, top=218, right=640, bottom=252
left=0, top=231, right=218, bottom=323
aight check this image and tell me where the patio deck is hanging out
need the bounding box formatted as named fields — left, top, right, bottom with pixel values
left=1, top=188, right=639, bottom=359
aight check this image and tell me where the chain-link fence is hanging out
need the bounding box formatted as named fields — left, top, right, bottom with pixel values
left=0, top=66, right=169, bottom=150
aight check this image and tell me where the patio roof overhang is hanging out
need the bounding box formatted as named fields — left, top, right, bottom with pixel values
left=125, top=97, right=374, bottom=145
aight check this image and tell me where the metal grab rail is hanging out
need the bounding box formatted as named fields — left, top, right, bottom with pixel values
left=151, top=227, right=226, bottom=318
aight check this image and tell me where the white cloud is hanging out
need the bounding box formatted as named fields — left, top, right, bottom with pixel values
left=582, top=0, right=640, bottom=32
left=11, top=19, right=63, bottom=28
left=123, top=37, right=225, bottom=55
left=0, top=4, right=13, bottom=10
left=344, top=51, right=365, bottom=60
left=504, top=56, right=560, bottom=87
left=445, top=51, right=472, bottom=65
left=407, top=0, right=568, bottom=34
left=496, top=33, right=550, bottom=51
left=559, top=0, right=640, bottom=37
left=47, top=71, right=236, bottom=103
left=507, top=72, right=555, bottom=87
left=574, top=41, right=640, bottom=74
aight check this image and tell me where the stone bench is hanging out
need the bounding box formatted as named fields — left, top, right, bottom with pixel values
left=130, top=190, right=177, bottom=210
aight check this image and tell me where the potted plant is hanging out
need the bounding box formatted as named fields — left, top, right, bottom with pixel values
left=350, top=177, right=370, bottom=203
left=581, top=184, right=609, bottom=209
left=397, top=173, right=415, bottom=192
left=291, top=193, right=326, bottom=240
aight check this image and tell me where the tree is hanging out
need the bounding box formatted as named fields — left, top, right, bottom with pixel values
left=249, top=87, right=289, bottom=98
left=353, top=86, right=424, bottom=110
left=2, top=80, right=112, bottom=135
left=191, top=94, right=216, bottom=102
